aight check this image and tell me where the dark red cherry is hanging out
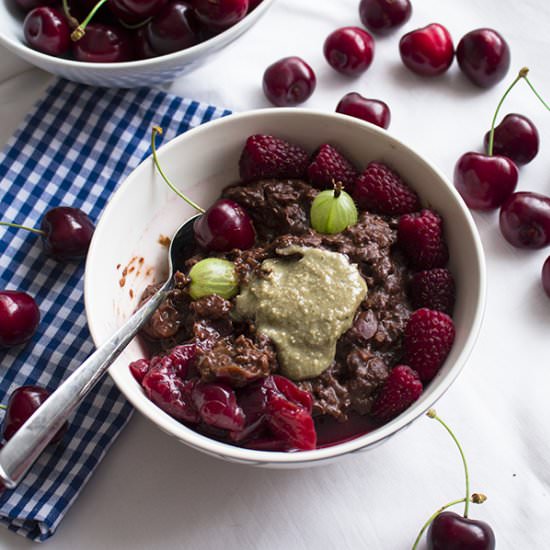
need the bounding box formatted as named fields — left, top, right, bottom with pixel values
left=483, top=113, right=539, bottom=166
left=192, top=381, right=245, bottom=431
left=399, top=23, right=454, bottom=76
left=336, top=92, right=391, bottom=129
left=65, top=0, right=116, bottom=23
left=138, top=2, right=199, bottom=57
left=3, top=386, right=67, bottom=444
left=108, top=0, right=169, bottom=25
left=0, top=291, right=40, bottom=348
left=262, top=56, right=316, bottom=107
left=23, top=6, right=70, bottom=57
left=457, top=28, right=510, bottom=88
left=542, top=256, right=550, bottom=298
left=499, top=192, right=550, bottom=249
left=193, top=199, right=255, bottom=252
left=359, top=0, right=411, bottom=35
left=323, top=26, right=375, bottom=76
left=72, top=24, right=134, bottom=62
left=427, top=511, right=495, bottom=550
left=454, top=152, right=518, bottom=210
left=40, top=206, right=95, bottom=260
left=15, top=0, right=55, bottom=12
left=247, top=0, right=262, bottom=11
left=192, top=0, right=249, bottom=28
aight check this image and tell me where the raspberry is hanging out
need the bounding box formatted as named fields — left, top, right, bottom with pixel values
left=353, top=162, right=420, bottom=215
left=371, top=365, right=423, bottom=422
left=239, top=134, right=309, bottom=181
left=410, top=268, right=456, bottom=314
left=307, top=144, right=358, bottom=191
left=403, top=308, right=455, bottom=383
left=398, top=209, right=449, bottom=270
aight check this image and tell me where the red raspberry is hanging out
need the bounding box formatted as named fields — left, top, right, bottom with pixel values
left=403, top=308, right=455, bottom=383
left=410, top=268, right=456, bottom=314
left=353, top=162, right=420, bottom=215
left=371, top=365, right=423, bottom=422
left=398, top=209, right=449, bottom=270
left=307, top=143, right=358, bottom=191
left=239, top=134, right=309, bottom=181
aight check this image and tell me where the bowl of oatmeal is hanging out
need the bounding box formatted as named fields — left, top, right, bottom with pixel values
left=84, top=109, right=486, bottom=467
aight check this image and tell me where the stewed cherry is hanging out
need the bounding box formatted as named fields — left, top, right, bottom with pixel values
left=358, top=0, right=411, bottom=35
left=399, top=23, right=454, bottom=76
left=428, top=511, right=495, bottom=550
left=0, top=291, right=40, bottom=348
left=23, top=6, right=70, bottom=57
left=336, top=92, right=391, bottom=129
left=483, top=113, right=539, bottom=166
left=456, top=29, right=510, bottom=88
left=262, top=56, right=316, bottom=107
left=2, top=386, right=67, bottom=444
left=499, top=191, right=550, bottom=249
left=323, top=27, right=374, bottom=77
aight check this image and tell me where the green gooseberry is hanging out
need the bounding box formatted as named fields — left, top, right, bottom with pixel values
left=310, top=183, right=358, bottom=234
left=188, top=258, right=239, bottom=300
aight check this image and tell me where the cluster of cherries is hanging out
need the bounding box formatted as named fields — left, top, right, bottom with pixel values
left=453, top=67, right=550, bottom=298
left=18, top=0, right=262, bottom=62
left=261, top=0, right=511, bottom=132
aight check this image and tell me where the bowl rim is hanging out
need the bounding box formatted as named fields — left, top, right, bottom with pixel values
left=85, top=108, right=487, bottom=464
left=0, top=0, right=274, bottom=71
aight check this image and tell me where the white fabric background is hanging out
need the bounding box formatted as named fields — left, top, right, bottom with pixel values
left=0, top=0, right=549, bottom=548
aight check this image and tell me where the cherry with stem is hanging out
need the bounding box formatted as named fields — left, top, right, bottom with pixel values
left=411, top=409, right=495, bottom=550
left=454, top=67, right=549, bottom=211
left=150, top=127, right=255, bottom=252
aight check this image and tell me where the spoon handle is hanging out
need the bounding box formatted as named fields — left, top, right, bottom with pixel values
left=0, top=279, right=172, bottom=489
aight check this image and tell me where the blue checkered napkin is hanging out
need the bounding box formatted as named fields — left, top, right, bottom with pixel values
left=0, top=79, right=231, bottom=542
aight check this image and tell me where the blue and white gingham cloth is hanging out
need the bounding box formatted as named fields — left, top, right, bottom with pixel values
left=0, top=79, right=230, bottom=542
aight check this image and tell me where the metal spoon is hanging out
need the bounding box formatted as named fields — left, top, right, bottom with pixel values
left=0, top=214, right=200, bottom=489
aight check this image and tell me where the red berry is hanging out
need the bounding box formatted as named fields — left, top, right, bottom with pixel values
left=428, top=511, right=496, bottom=549
left=239, top=134, right=309, bottom=182
left=262, top=57, right=316, bottom=107
left=336, top=92, right=391, bottom=129
left=399, top=23, right=454, bottom=77
left=0, top=291, right=40, bottom=348
left=410, top=268, right=456, bottom=315
left=403, top=308, right=455, bottom=383
left=353, top=162, right=420, bottom=215
left=307, top=144, right=358, bottom=191
left=371, top=365, right=423, bottom=422
left=323, top=26, right=374, bottom=76
left=456, top=28, right=510, bottom=89
left=192, top=381, right=245, bottom=431
left=398, top=209, right=449, bottom=270
left=359, top=0, right=411, bottom=36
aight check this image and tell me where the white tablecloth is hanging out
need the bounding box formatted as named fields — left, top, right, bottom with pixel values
left=0, top=0, right=549, bottom=548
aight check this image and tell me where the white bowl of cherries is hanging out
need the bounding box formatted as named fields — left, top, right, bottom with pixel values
left=0, top=0, right=274, bottom=87
left=83, top=108, right=486, bottom=468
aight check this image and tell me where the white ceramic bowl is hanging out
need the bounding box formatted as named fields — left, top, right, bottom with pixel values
left=85, top=109, right=486, bottom=467
left=0, top=0, right=274, bottom=87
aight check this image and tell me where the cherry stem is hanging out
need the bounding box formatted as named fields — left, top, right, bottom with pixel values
left=151, top=127, right=205, bottom=214
left=487, top=67, right=549, bottom=156
left=427, top=409, right=470, bottom=517
left=61, top=0, right=80, bottom=29
left=0, top=222, right=44, bottom=236
left=411, top=494, right=488, bottom=550
left=70, top=0, right=108, bottom=41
